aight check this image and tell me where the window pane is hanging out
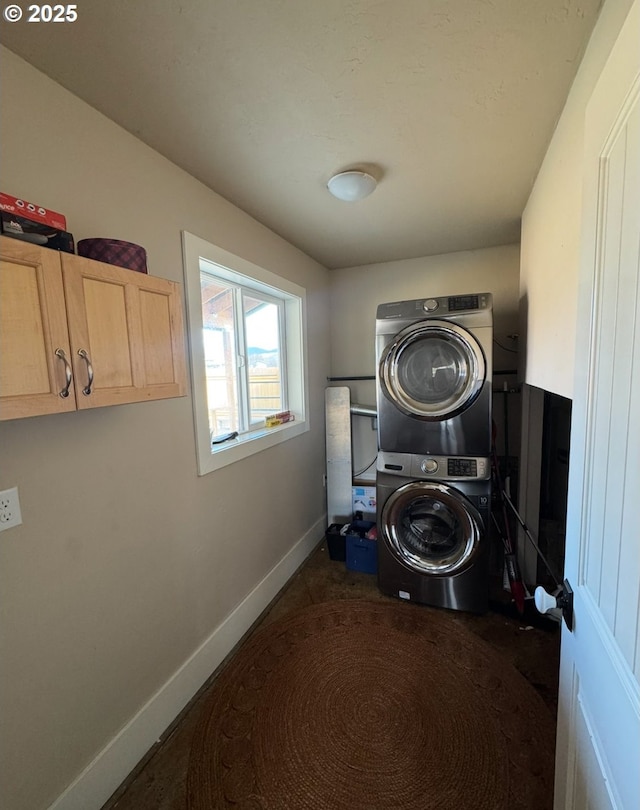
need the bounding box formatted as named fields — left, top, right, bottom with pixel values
left=201, top=277, right=239, bottom=437
left=243, top=295, right=282, bottom=424
left=185, top=233, right=307, bottom=474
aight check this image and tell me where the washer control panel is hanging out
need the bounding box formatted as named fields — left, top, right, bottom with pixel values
left=378, top=452, right=491, bottom=481
left=416, top=455, right=489, bottom=480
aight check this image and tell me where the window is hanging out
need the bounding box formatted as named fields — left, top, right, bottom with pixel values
left=182, top=231, right=308, bottom=475
left=202, top=277, right=286, bottom=436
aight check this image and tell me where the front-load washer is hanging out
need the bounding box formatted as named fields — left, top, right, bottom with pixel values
left=376, top=450, right=491, bottom=613
left=376, top=293, right=492, bottom=457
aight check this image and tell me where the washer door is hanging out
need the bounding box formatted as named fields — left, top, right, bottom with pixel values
left=379, top=321, right=486, bottom=420
left=381, top=481, right=483, bottom=575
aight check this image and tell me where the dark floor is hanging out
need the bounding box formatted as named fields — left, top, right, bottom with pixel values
left=101, top=541, right=561, bottom=810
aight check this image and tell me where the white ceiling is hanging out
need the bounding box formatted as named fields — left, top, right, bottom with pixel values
left=0, top=0, right=602, bottom=269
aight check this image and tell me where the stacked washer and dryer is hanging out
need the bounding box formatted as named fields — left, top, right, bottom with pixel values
left=375, top=293, right=493, bottom=613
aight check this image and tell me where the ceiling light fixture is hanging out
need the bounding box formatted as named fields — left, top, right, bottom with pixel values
left=327, top=170, right=377, bottom=202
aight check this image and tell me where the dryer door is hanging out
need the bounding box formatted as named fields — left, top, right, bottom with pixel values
left=380, top=480, right=483, bottom=575
left=379, top=321, right=486, bottom=420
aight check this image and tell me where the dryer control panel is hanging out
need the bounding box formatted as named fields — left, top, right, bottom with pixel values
left=376, top=293, right=492, bottom=329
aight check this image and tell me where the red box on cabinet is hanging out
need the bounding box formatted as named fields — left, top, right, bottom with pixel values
left=0, top=192, right=67, bottom=230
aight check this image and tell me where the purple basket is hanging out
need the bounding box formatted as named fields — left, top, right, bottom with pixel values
left=77, top=238, right=147, bottom=273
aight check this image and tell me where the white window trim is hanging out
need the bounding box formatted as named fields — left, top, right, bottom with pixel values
left=182, top=231, right=309, bottom=475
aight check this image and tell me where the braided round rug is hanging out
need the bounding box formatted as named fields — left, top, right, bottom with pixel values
left=187, top=600, right=554, bottom=810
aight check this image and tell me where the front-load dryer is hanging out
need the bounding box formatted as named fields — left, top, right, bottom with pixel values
left=376, top=293, right=492, bottom=457
left=376, top=450, right=491, bottom=613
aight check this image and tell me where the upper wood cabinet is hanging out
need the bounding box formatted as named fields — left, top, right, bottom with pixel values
left=0, top=236, right=187, bottom=421
left=0, top=237, right=76, bottom=419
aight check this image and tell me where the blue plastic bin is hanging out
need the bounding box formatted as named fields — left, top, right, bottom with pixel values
left=345, top=520, right=377, bottom=574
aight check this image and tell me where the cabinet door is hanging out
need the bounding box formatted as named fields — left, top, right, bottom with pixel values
left=61, top=254, right=187, bottom=410
left=0, top=237, right=76, bottom=420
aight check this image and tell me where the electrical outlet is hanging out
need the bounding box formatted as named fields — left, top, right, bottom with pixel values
left=0, top=487, right=22, bottom=531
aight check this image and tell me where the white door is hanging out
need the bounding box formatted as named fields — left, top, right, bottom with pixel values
left=556, top=2, right=640, bottom=808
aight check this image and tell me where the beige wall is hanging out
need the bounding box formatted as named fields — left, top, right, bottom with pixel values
left=329, top=245, right=522, bottom=474
left=520, top=0, right=635, bottom=398
left=0, top=48, right=330, bottom=810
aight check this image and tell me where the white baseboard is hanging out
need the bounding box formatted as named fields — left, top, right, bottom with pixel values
left=48, top=515, right=326, bottom=810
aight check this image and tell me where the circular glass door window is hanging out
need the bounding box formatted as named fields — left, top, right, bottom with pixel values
left=381, top=481, right=483, bottom=574
left=380, top=322, right=485, bottom=419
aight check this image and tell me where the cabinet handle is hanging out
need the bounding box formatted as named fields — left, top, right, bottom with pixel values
left=77, top=348, right=94, bottom=395
left=54, top=348, right=73, bottom=398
